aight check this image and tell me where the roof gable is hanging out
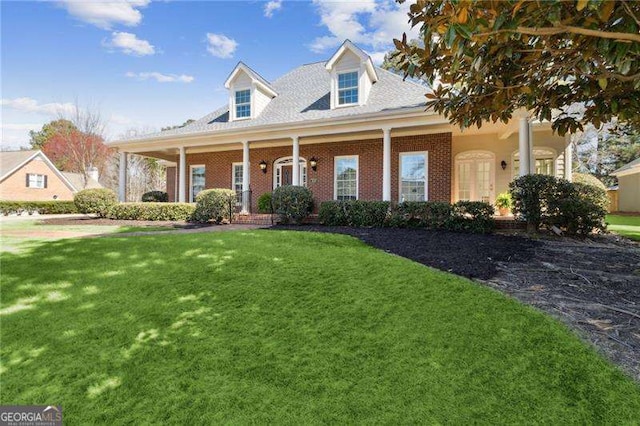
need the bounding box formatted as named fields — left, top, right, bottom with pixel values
left=325, top=40, right=378, bottom=83
left=224, top=62, right=277, bottom=98
left=0, top=150, right=77, bottom=192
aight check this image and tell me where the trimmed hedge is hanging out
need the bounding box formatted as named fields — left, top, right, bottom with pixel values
left=74, top=188, right=118, bottom=218
left=257, top=192, right=273, bottom=213
left=107, top=202, right=195, bottom=221
left=141, top=191, right=169, bottom=202
left=0, top=201, right=78, bottom=216
left=319, top=200, right=494, bottom=233
left=510, top=174, right=607, bottom=235
left=272, top=186, right=314, bottom=224
left=191, top=188, right=236, bottom=223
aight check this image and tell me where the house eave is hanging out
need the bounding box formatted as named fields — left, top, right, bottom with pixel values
left=108, top=106, right=438, bottom=150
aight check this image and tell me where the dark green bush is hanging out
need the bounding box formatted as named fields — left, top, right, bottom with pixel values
left=191, top=189, right=236, bottom=223
left=141, top=191, right=169, bottom=202
left=509, top=174, right=558, bottom=232
left=449, top=201, right=495, bottom=233
left=271, top=186, right=314, bottom=224
left=257, top=192, right=273, bottom=213
left=343, top=201, right=390, bottom=227
left=387, top=202, right=453, bottom=228
left=107, top=203, right=195, bottom=221
left=0, top=201, right=78, bottom=216
left=318, top=201, right=348, bottom=226
left=74, top=188, right=118, bottom=217
left=546, top=182, right=607, bottom=235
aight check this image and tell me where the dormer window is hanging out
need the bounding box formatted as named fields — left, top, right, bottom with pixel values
left=338, top=71, right=359, bottom=106
left=325, top=40, right=378, bottom=109
left=235, top=89, right=251, bottom=119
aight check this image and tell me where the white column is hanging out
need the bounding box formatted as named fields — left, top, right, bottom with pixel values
left=292, top=136, right=300, bottom=186
left=518, top=117, right=531, bottom=176
left=528, top=119, right=535, bottom=174
left=241, top=140, right=250, bottom=214
left=178, top=146, right=186, bottom=203
left=118, top=151, right=127, bottom=202
left=382, top=127, right=392, bottom=201
left=564, top=135, right=573, bottom=181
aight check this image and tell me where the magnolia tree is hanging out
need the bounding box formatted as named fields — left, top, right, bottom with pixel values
left=392, top=0, right=640, bottom=135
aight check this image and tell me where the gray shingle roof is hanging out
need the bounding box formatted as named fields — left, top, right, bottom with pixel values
left=0, top=150, right=38, bottom=180
left=122, top=62, right=429, bottom=142
left=62, top=172, right=103, bottom=191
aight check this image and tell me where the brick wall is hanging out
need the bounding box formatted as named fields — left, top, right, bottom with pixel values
left=175, top=133, right=452, bottom=211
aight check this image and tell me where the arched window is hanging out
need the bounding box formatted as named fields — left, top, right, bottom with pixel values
left=273, top=156, right=307, bottom=189
left=512, top=148, right=558, bottom=178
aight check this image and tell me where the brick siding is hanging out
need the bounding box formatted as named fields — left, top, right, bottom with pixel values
left=0, top=158, right=75, bottom=201
left=173, top=133, right=452, bottom=211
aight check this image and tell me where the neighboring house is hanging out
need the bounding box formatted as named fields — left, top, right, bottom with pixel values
left=0, top=150, right=101, bottom=201
left=612, top=158, right=640, bottom=212
left=109, top=40, right=572, bottom=213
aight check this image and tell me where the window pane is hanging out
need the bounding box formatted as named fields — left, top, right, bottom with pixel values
left=338, top=88, right=358, bottom=105
left=191, top=166, right=206, bottom=200
left=335, top=157, right=357, bottom=200
left=236, top=104, right=251, bottom=118
left=400, top=154, right=426, bottom=202
left=338, top=72, right=358, bottom=105
left=338, top=72, right=358, bottom=89
left=235, top=89, right=250, bottom=104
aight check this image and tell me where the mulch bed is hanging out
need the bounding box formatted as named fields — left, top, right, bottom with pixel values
left=274, top=225, right=640, bottom=381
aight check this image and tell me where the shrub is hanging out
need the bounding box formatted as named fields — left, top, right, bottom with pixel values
left=449, top=201, right=495, bottom=233
left=546, top=182, right=607, bottom=235
left=318, top=201, right=348, bottom=226
left=191, top=189, right=236, bottom=223
left=387, top=202, right=453, bottom=228
left=141, top=191, right=169, bottom=202
left=74, top=188, right=118, bottom=217
left=343, top=201, right=390, bottom=227
left=107, top=202, right=195, bottom=221
left=257, top=192, right=273, bottom=213
left=509, top=174, right=557, bottom=232
left=0, top=201, right=78, bottom=216
left=573, top=173, right=607, bottom=191
left=271, top=186, right=313, bottom=224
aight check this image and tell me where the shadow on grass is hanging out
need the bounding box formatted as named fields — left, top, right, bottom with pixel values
left=1, top=231, right=639, bottom=424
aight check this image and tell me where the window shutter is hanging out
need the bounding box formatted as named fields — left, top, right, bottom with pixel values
left=26, top=174, right=30, bottom=188
left=44, top=175, right=48, bottom=188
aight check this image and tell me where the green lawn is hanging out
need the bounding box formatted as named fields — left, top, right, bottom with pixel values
left=607, top=214, right=640, bottom=241
left=1, top=230, right=639, bottom=423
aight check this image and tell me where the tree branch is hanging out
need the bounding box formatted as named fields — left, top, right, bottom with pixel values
left=476, top=25, right=640, bottom=43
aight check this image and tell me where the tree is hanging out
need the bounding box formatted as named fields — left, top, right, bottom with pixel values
left=28, top=119, right=76, bottom=150
left=572, top=124, right=640, bottom=186
left=393, top=0, right=640, bottom=135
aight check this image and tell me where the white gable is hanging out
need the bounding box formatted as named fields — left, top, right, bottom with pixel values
left=325, top=40, right=378, bottom=109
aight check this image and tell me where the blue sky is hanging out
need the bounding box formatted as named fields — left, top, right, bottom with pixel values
left=1, top=0, right=418, bottom=148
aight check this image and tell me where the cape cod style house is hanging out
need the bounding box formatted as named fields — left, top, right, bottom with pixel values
left=109, top=41, right=572, bottom=213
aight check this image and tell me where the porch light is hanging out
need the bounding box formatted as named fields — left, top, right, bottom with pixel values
left=501, top=160, right=507, bottom=170
left=309, top=157, right=318, bottom=171
left=259, top=160, right=268, bottom=173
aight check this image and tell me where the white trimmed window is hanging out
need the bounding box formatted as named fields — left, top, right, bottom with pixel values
left=334, top=156, right=358, bottom=200
left=512, top=148, right=556, bottom=178
left=399, top=152, right=428, bottom=202
left=235, top=89, right=251, bottom=119
left=190, top=165, right=205, bottom=202
left=27, top=173, right=46, bottom=189
left=232, top=163, right=244, bottom=206
left=337, top=71, right=359, bottom=105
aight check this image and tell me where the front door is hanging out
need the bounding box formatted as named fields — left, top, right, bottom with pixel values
left=455, top=151, right=495, bottom=203
left=281, top=165, right=293, bottom=186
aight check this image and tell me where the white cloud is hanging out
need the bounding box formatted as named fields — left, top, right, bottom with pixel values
left=206, top=33, right=237, bottom=59
left=264, top=0, right=282, bottom=18
left=309, top=0, right=418, bottom=54
left=367, top=51, right=388, bottom=66
left=0, top=123, right=43, bottom=131
left=125, top=71, right=194, bottom=83
left=1, top=98, right=77, bottom=116
left=60, top=0, right=150, bottom=30
left=105, top=31, right=155, bottom=56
